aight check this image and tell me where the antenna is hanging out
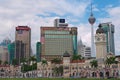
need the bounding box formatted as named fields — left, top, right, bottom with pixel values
left=90, top=2, right=93, bottom=16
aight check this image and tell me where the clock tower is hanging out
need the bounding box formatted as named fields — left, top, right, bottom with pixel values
left=95, top=24, right=107, bottom=59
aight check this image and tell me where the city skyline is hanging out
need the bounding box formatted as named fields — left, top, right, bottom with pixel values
left=0, top=0, right=119, bottom=55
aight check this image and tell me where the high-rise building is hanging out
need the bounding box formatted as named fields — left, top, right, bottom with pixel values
left=95, top=24, right=107, bottom=59
left=8, top=42, right=15, bottom=64
left=41, top=19, right=77, bottom=61
left=100, top=23, right=115, bottom=55
left=0, top=38, right=11, bottom=47
left=0, top=38, right=11, bottom=64
left=15, top=26, right=31, bottom=64
left=36, top=42, right=41, bottom=62
left=0, top=46, right=8, bottom=64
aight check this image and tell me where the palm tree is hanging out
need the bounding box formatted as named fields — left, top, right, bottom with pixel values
left=105, top=56, right=118, bottom=68
left=71, top=54, right=82, bottom=76
left=29, top=56, right=37, bottom=71
left=4, top=61, right=8, bottom=65
left=51, top=58, right=62, bottom=64
left=72, top=54, right=82, bottom=61
left=59, top=65, right=63, bottom=76
left=51, top=58, right=62, bottom=77
left=90, top=60, right=98, bottom=68
left=41, top=59, right=48, bottom=77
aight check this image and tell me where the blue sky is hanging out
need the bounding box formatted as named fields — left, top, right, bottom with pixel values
left=0, top=0, right=120, bottom=55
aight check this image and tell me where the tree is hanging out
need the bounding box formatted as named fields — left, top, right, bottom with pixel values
left=51, top=58, right=62, bottom=64
left=90, top=60, right=98, bottom=68
left=4, top=61, right=8, bottom=65
left=41, top=59, right=48, bottom=77
left=0, top=60, right=2, bottom=65
left=72, top=54, right=82, bottom=61
left=71, top=54, right=82, bottom=76
left=29, top=56, right=37, bottom=71
left=12, top=58, right=18, bottom=66
left=105, top=56, right=118, bottom=67
left=51, top=58, right=62, bottom=77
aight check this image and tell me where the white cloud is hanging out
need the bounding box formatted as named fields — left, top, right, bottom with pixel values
left=98, top=6, right=120, bottom=55
left=0, top=0, right=89, bottom=54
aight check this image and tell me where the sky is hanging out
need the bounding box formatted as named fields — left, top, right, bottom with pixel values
left=0, top=0, right=120, bottom=55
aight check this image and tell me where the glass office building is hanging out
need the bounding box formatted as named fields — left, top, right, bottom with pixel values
left=101, top=23, right=115, bottom=55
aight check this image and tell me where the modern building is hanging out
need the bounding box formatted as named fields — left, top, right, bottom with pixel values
left=36, top=42, right=41, bottom=62
left=80, top=45, right=91, bottom=59
left=8, top=42, right=15, bottom=64
left=0, top=38, right=11, bottom=47
left=41, top=19, right=77, bottom=61
left=0, top=46, right=8, bottom=64
left=100, top=22, right=115, bottom=55
left=15, top=26, right=31, bottom=64
left=0, top=38, right=11, bottom=64
left=95, top=24, right=107, bottom=59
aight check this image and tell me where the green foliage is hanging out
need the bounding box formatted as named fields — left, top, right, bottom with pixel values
left=41, top=59, right=48, bottom=66
left=72, top=54, right=82, bottom=61
left=0, top=60, right=2, bottom=65
left=51, top=58, right=62, bottom=64
left=90, top=60, right=98, bottom=68
left=12, top=58, right=18, bottom=66
left=105, top=56, right=118, bottom=66
left=4, top=61, right=8, bottom=65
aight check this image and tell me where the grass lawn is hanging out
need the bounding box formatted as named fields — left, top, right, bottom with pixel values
left=0, top=78, right=120, bottom=80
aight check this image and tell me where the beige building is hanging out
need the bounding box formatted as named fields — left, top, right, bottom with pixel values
left=41, top=27, right=77, bottom=61
left=0, top=46, right=8, bottom=63
left=15, top=26, right=31, bottom=64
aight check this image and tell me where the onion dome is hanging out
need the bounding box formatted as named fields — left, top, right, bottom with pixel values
left=63, top=51, right=70, bottom=57
left=96, top=24, right=104, bottom=34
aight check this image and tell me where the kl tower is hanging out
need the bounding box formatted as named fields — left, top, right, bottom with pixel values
left=88, top=3, right=96, bottom=57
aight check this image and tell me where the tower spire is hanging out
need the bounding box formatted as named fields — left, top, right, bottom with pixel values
left=90, top=2, right=93, bottom=16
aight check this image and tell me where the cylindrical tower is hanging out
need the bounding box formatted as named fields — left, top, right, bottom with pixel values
left=88, top=3, right=96, bottom=57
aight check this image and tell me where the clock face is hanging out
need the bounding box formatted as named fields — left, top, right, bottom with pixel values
left=97, top=37, right=100, bottom=41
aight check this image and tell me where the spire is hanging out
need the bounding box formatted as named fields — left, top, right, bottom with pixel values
left=90, top=2, right=93, bottom=16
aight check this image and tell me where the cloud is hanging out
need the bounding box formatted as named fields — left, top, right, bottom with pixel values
left=0, top=0, right=89, bottom=54
left=98, top=6, right=120, bottom=55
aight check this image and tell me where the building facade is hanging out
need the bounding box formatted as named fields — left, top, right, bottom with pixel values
left=15, top=26, right=31, bottom=64
left=100, top=23, right=115, bottom=55
left=8, top=42, right=15, bottom=64
left=36, top=42, right=41, bottom=62
left=41, top=27, right=77, bottom=61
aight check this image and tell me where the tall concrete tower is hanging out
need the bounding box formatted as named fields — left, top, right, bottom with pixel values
left=95, top=24, right=107, bottom=59
left=15, top=26, right=31, bottom=64
left=88, top=3, right=96, bottom=57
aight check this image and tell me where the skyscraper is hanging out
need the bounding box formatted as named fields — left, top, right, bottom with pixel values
left=8, top=42, right=15, bottom=64
left=41, top=19, right=77, bottom=61
left=15, top=26, right=31, bottom=64
left=36, top=42, right=41, bottom=62
left=100, top=23, right=115, bottom=55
